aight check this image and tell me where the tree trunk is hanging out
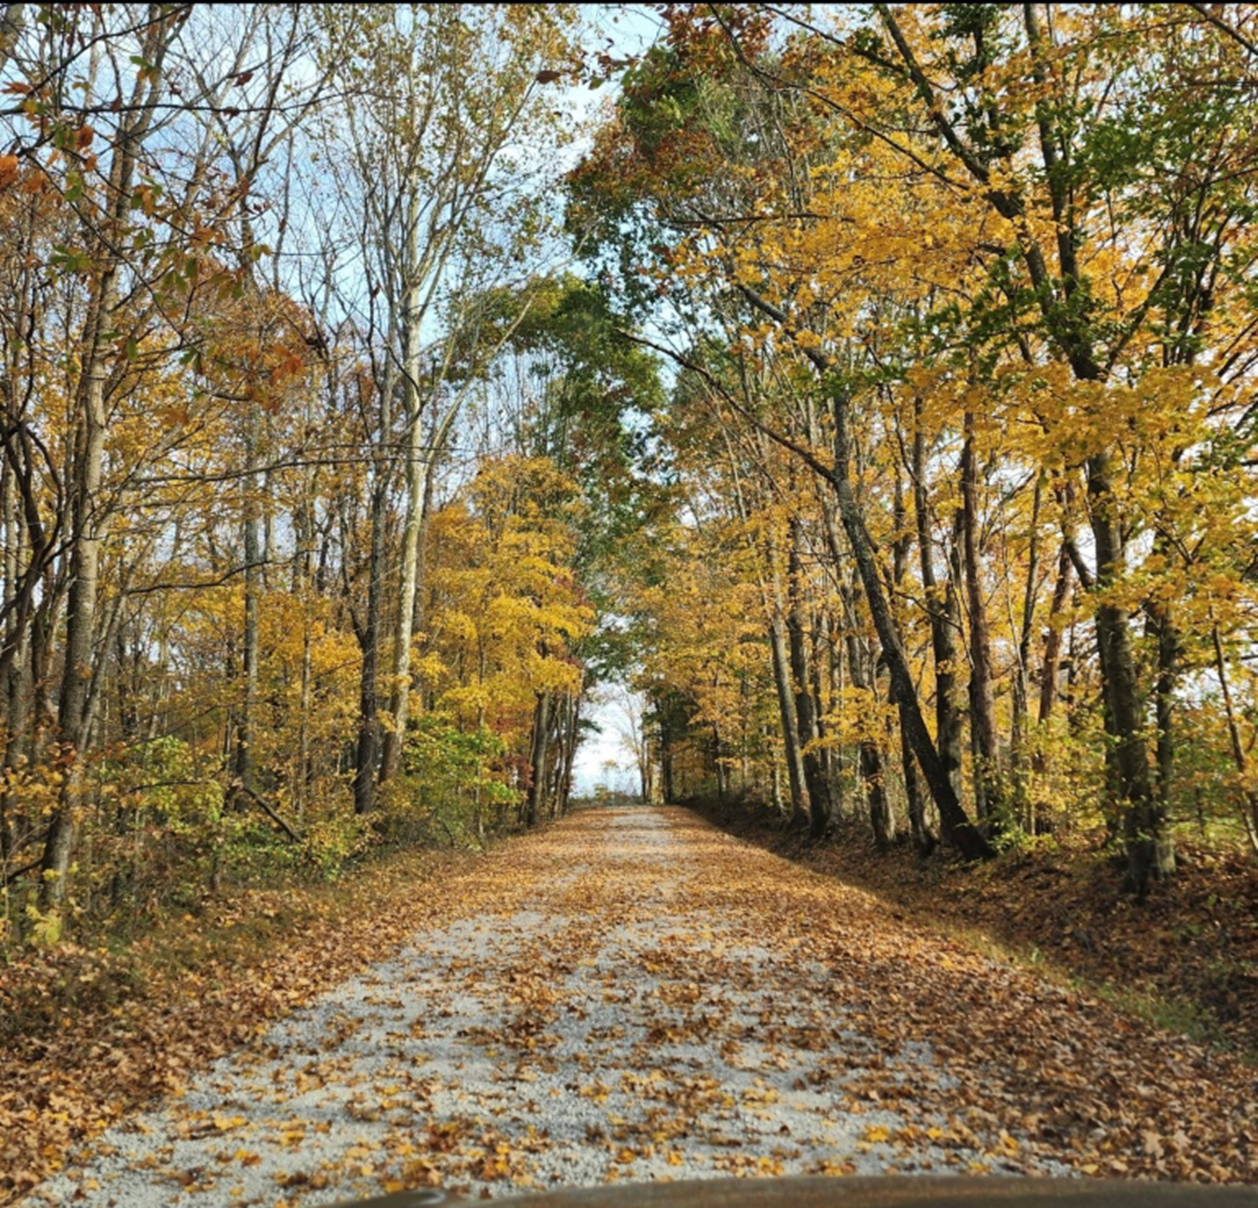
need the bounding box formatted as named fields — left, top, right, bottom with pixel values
left=768, top=614, right=809, bottom=827
left=960, top=413, right=1001, bottom=824
left=380, top=200, right=428, bottom=785
left=525, top=690, right=552, bottom=826
left=912, top=399, right=963, bottom=805
left=353, top=474, right=387, bottom=816
left=788, top=518, right=829, bottom=837
left=1010, top=477, right=1042, bottom=830
left=811, top=610, right=837, bottom=812
left=1212, top=625, right=1258, bottom=856
left=1088, top=453, right=1164, bottom=895
left=841, top=581, right=895, bottom=849
left=380, top=441, right=428, bottom=784
left=764, top=551, right=805, bottom=825
left=826, top=605, right=848, bottom=821
left=237, top=402, right=261, bottom=795
left=1, top=460, right=26, bottom=864
left=899, top=709, right=932, bottom=853
left=42, top=317, right=109, bottom=907
left=1038, top=542, right=1073, bottom=725
left=558, top=690, right=580, bottom=816
left=892, top=453, right=933, bottom=853
left=1150, top=584, right=1179, bottom=877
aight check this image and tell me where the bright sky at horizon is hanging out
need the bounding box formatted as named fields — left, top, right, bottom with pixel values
left=572, top=682, right=644, bottom=796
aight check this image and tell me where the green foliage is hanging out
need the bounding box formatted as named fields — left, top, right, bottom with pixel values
left=382, top=717, right=518, bottom=848
left=300, top=814, right=373, bottom=879
left=114, top=736, right=225, bottom=831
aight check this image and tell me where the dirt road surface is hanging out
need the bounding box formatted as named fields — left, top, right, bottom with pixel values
left=32, top=807, right=1258, bottom=1205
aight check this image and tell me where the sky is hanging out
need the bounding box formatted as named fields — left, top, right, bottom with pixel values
left=572, top=683, right=644, bottom=797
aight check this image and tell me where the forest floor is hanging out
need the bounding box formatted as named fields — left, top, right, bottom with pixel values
left=7, top=806, right=1258, bottom=1207
left=693, top=802, right=1258, bottom=1065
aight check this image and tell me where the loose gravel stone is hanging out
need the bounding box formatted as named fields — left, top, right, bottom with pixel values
left=35, top=807, right=1080, bottom=1207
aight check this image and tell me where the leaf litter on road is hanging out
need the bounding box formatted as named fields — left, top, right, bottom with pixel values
left=21, top=808, right=1258, bottom=1205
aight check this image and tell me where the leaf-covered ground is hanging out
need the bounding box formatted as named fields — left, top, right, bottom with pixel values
left=697, top=803, right=1258, bottom=1061
left=16, top=808, right=1258, bottom=1205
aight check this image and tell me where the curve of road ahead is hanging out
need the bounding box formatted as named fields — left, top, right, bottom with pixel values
left=34, top=807, right=1258, bottom=1206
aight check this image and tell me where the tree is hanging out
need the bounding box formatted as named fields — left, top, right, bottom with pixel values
left=567, top=24, right=992, bottom=856
left=567, top=3, right=1258, bottom=887
left=314, top=4, right=582, bottom=802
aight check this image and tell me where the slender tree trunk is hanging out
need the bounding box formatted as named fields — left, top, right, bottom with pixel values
left=810, top=610, right=836, bottom=810
left=912, top=399, right=963, bottom=805
left=42, top=323, right=109, bottom=907
left=826, top=604, right=848, bottom=821
left=525, top=689, right=552, bottom=826
left=892, top=456, right=933, bottom=853
left=292, top=482, right=313, bottom=820
left=1212, top=625, right=1258, bottom=856
left=768, top=614, right=809, bottom=827
left=296, top=610, right=312, bottom=821
left=788, top=518, right=829, bottom=837
left=711, top=717, right=728, bottom=799
left=237, top=403, right=261, bottom=795
left=1011, top=477, right=1042, bottom=830
left=1147, top=530, right=1179, bottom=876
left=726, top=439, right=809, bottom=824
left=1088, top=453, right=1163, bottom=895
left=558, top=690, right=580, bottom=816
left=898, top=710, right=931, bottom=852
left=380, top=443, right=427, bottom=783
left=960, top=413, right=1001, bottom=824
left=353, top=475, right=387, bottom=816
left=1026, top=545, right=1073, bottom=814
left=1153, top=612, right=1176, bottom=794
left=380, top=202, right=427, bottom=784
left=1038, top=542, right=1073, bottom=726
left=841, top=579, right=895, bottom=849
left=1, top=460, right=26, bottom=864
left=557, top=696, right=574, bottom=815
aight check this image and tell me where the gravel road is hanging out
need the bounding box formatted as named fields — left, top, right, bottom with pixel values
left=32, top=806, right=1205, bottom=1207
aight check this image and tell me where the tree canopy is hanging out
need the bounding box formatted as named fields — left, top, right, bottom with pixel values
left=1, top=2, right=1257, bottom=956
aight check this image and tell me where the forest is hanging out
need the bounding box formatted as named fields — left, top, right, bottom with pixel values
left=4, top=3, right=1258, bottom=1202
left=1, top=3, right=1257, bottom=982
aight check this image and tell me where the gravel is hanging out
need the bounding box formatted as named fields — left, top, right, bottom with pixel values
left=32, top=807, right=1071, bottom=1208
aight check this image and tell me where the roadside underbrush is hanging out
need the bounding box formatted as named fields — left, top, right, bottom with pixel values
left=0, top=837, right=492, bottom=1205
left=689, top=799, right=1258, bottom=1065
